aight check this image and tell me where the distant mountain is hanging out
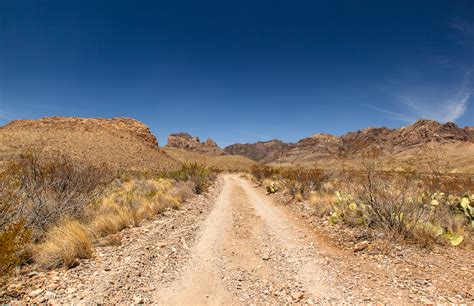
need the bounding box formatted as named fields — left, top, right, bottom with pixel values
left=224, top=139, right=290, bottom=163
left=166, top=132, right=227, bottom=156
left=224, top=120, right=474, bottom=172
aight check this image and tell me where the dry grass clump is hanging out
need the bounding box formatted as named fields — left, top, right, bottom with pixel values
left=88, top=178, right=183, bottom=238
left=34, top=219, right=92, bottom=269
left=90, top=202, right=135, bottom=237
left=308, top=192, right=336, bottom=217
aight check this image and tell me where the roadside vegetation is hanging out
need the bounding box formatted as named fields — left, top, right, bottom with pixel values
left=251, top=155, right=474, bottom=249
left=0, top=153, right=216, bottom=285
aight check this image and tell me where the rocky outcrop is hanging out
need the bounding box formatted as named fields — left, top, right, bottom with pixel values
left=224, top=140, right=290, bottom=163
left=465, top=126, right=474, bottom=139
left=2, top=116, right=159, bottom=148
left=166, top=133, right=226, bottom=156
left=224, top=120, right=474, bottom=165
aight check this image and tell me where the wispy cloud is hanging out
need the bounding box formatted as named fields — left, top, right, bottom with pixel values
left=403, top=72, right=470, bottom=122
left=368, top=105, right=416, bottom=123
left=375, top=71, right=471, bottom=123
left=0, top=110, right=17, bottom=121
left=451, top=19, right=474, bottom=37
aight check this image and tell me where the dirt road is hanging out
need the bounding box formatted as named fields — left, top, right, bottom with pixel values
left=14, top=174, right=473, bottom=304
left=157, top=174, right=341, bottom=304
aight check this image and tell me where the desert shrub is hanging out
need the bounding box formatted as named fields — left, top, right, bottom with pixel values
left=251, top=164, right=279, bottom=183
left=250, top=165, right=329, bottom=201
left=171, top=162, right=216, bottom=194
left=0, top=171, right=22, bottom=230
left=335, top=157, right=430, bottom=236
left=331, top=152, right=474, bottom=246
left=1, top=153, right=113, bottom=239
left=0, top=221, right=31, bottom=285
left=279, top=167, right=328, bottom=200
left=34, top=219, right=92, bottom=269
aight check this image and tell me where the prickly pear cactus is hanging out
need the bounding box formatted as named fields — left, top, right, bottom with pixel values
left=458, top=195, right=473, bottom=225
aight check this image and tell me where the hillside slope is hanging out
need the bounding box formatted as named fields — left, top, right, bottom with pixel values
left=162, top=147, right=256, bottom=172
left=0, top=116, right=179, bottom=170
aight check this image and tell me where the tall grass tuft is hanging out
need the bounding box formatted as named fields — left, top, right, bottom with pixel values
left=34, top=219, right=92, bottom=269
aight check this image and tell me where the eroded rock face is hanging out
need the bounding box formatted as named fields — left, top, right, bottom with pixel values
left=465, top=127, right=474, bottom=139
left=167, top=133, right=201, bottom=150
left=224, top=120, right=474, bottom=164
left=391, top=120, right=471, bottom=152
left=224, top=140, right=290, bottom=163
left=166, top=133, right=226, bottom=156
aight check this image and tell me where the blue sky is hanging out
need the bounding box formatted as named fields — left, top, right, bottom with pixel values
left=0, top=0, right=473, bottom=146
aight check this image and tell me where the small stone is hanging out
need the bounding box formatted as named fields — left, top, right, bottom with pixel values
left=37, top=296, right=47, bottom=303
left=353, top=240, right=369, bottom=252
left=66, top=287, right=77, bottom=294
left=291, top=291, right=304, bottom=300
left=261, top=252, right=271, bottom=261
left=133, top=296, right=144, bottom=304
left=51, top=276, right=61, bottom=282
left=45, top=290, right=56, bottom=299
left=29, top=288, right=44, bottom=298
left=7, top=284, right=20, bottom=292
left=47, top=283, right=59, bottom=290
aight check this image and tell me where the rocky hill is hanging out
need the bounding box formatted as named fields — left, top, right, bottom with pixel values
left=0, top=116, right=179, bottom=170
left=166, top=133, right=227, bottom=156
left=225, top=120, right=474, bottom=172
left=224, top=140, right=289, bottom=163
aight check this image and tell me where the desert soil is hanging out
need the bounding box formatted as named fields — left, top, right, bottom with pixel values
left=5, top=174, right=473, bottom=304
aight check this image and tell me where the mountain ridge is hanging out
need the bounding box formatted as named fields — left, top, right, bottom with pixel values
left=224, top=120, right=474, bottom=171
